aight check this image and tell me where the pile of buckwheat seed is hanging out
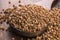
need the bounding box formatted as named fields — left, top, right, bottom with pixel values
left=0, top=4, right=60, bottom=40
left=5, top=4, right=48, bottom=33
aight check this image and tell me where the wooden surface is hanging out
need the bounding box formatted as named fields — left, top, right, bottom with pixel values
left=0, top=0, right=60, bottom=40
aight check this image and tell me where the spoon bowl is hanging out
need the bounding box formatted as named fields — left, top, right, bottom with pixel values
left=9, top=23, right=48, bottom=38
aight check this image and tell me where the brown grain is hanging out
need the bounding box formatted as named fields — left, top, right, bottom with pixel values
left=3, top=4, right=60, bottom=40
left=8, top=1, right=11, bottom=4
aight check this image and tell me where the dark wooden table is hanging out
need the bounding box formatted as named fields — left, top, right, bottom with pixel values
left=0, top=0, right=60, bottom=40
